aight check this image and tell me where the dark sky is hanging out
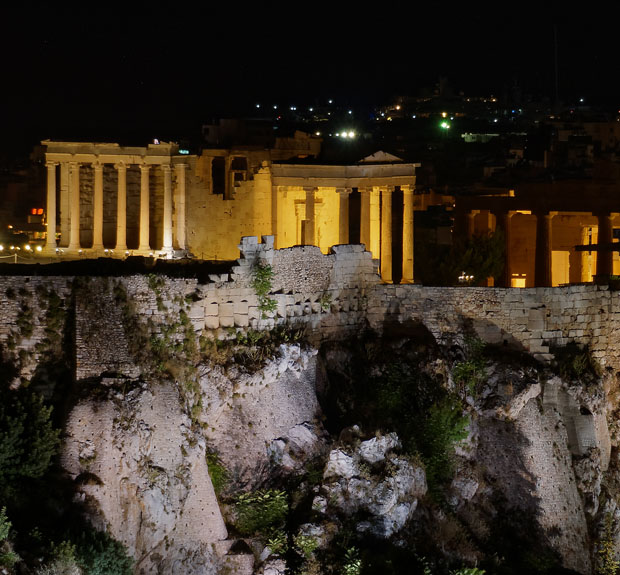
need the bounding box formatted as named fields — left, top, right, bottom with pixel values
left=2, top=3, right=619, bottom=154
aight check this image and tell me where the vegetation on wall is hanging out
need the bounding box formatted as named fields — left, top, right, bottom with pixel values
left=251, top=261, right=277, bottom=318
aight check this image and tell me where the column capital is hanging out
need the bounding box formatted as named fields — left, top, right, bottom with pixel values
left=45, top=160, right=58, bottom=168
left=174, top=163, right=188, bottom=171
left=114, top=161, right=127, bottom=170
left=336, top=187, right=352, bottom=196
left=161, top=163, right=172, bottom=173
left=92, top=160, right=103, bottom=171
left=139, top=163, right=150, bottom=172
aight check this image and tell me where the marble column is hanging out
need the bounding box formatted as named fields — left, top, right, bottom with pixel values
left=302, top=187, right=316, bottom=245
left=337, top=188, right=351, bottom=244
left=68, top=162, right=81, bottom=250
left=466, top=210, right=480, bottom=239
left=492, top=210, right=514, bottom=287
left=535, top=211, right=554, bottom=287
left=174, top=164, right=187, bottom=250
left=59, top=163, right=69, bottom=246
left=138, top=164, right=150, bottom=252
left=402, top=185, right=414, bottom=283
left=92, top=161, right=104, bottom=251
left=360, top=187, right=371, bottom=251
left=45, top=161, right=58, bottom=250
left=114, top=162, right=127, bottom=252
left=596, top=212, right=614, bottom=277
left=162, top=165, right=173, bottom=251
left=380, top=187, right=393, bottom=283
left=369, top=187, right=381, bottom=259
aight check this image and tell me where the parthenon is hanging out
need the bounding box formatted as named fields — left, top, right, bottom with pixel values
left=42, top=140, right=427, bottom=283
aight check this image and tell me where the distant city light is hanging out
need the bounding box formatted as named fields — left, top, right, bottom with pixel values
left=309, top=107, right=313, bottom=112
left=580, top=98, right=585, bottom=103
left=256, top=103, right=260, bottom=108
left=412, top=115, right=416, bottom=119
left=315, top=131, right=321, bottom=136
left=273, top=105, right=278, bottom=109
left=179, top=149, right=189, bottom=155
left=0, top=245, right=3, bottom=251
left=290, top=106, right=296, bottom=111
left=441, top=112, right=447, bottom=118
left=348, top=110, right=352, bottom=115
left=395, top=105, right=401, bottom=110
left=493, top=118, right=498, bottom=123
left=328, top=99, right=333, bottom=104
left=36, top=246, right=42, bottom=252
left=24, top=244, right=31, bottom=251
left=153, top=138, right=160, bottom=145
left=440, top=121, right=450, bottom=129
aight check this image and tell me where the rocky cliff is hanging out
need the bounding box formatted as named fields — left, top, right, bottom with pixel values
left=1, top=245, right=620, bottom=574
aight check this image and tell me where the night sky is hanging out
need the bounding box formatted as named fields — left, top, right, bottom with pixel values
left=2, top=4, right=619, bottom=155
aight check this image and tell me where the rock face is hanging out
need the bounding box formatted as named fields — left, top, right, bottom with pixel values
left=61, top=342, right=325, bottom=574
left=62, top=382, right=228, bottom=574
left=320, top=433, right=427, bottom=539
left=201, top=344, right=324, bottom=485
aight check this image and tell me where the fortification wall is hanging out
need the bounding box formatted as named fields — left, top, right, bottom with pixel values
left=2, top=236, right=620, bottom=384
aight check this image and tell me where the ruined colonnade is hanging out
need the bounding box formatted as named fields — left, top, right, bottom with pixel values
left=456, top=208, right=619, bottom=287
left=44, top=141, right=188, bottom=255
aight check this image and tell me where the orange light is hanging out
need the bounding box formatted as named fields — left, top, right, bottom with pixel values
left=37, top=209, right=44, bottom=215
left=31, top=208, right=36, bottom=215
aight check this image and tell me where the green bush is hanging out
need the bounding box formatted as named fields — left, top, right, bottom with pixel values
left=251, top=262, right=277, bottom=318
left=452, top=336, right=487, bottom=398
left=552, top=342, right=602, bottom=381
left=205, top=451, right=228, bottom=496
left=234, top=489, right=288, bottom=536
left=0, top=508, right=10, bottom=542
left=597, top=512, right=619, bottom=575
left=74, top=529, right=133, bottom=575
left=0, top=388, right=61, bottom=493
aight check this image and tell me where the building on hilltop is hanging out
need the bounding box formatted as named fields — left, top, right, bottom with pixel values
left=42, top=139, right=450, bottom=284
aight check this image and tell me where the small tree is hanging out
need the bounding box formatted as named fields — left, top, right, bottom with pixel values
left=0, top=387, right=61, bottom=493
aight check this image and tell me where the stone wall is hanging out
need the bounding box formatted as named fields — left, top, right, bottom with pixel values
left=3, top=236, right=620, bottom=385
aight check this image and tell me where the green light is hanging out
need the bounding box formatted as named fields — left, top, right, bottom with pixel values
left=440, top=121, right=451, bottom=130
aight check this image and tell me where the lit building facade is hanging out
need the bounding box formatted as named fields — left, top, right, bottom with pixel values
left=43, top=141, right=428, bottom=283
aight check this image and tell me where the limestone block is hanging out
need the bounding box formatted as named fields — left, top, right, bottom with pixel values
left=234, top=314, right=249, bottom=327
left=219, top=316, right=234, bottom=328
left=205, top=302, right=219, bottom=316
left=220, top=303, right=234, bottom=317
left=234, top=300, right=249, bottom=315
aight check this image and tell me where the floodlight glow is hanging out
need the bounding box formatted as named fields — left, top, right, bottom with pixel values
left=440, top=121, right=450, bottom=129
left=36, top=246, right=42, bottom=252
left=348, top=131, right=355, bottom=138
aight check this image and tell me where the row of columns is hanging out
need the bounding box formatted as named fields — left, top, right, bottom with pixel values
left=462, top=209, right=616, bottom=287
left=45, top=161, right=187, bottom=254
left=298, top=185, right=414, bottom=284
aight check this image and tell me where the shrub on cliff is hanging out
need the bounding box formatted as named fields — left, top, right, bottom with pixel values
left=74, top=529, right=133, bottom=575
left=0, top=387, right=60, bottom=495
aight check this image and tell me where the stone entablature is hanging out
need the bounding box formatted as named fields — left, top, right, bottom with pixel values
left=270, top=162, right=419, bottom=188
